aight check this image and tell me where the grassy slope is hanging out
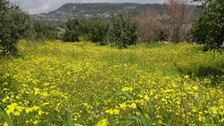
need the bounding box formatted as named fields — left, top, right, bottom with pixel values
left=0, top=40, right=224, bottom=125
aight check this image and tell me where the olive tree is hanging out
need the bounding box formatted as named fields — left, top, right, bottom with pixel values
left=191, top=0, right=224, bottom=50
left=62, top=19, right=80, bottom=42
left=81, top=17, right=109, bottom=45
left=0, top=0, right=29, bottom=56
left=107, top=14, right=139, bottom=48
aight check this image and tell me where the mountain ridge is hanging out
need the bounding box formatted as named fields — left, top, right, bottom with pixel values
left=31, top=3, right=201, bottom=26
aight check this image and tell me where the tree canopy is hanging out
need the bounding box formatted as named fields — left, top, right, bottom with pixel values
left=191, top=0, right=224, bottom=50
left=0, top=0, right=29, bottom=56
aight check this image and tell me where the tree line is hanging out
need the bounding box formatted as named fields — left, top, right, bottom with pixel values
left=0, top=0, right=57, bottom=56
left=62, top=15, right=139, bottom=49
left=0, top=0, right=224, bottom=56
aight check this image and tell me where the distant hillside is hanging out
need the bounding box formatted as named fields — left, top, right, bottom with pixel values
left=51, top=3, right=164, bottom=15
left=31, top=3, right=201, bottom=26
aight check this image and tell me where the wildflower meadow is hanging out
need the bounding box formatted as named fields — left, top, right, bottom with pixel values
left=0, top=40, right=224, bottom=125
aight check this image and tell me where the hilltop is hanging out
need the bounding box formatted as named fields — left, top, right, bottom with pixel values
left=31, top=3, right=201, bottom=25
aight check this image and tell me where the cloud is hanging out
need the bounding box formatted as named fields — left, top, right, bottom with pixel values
left=10, top=0, right=167, bottom=14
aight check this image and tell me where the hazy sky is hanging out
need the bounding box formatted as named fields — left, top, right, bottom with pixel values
left=10, top=0, right=193, bottom=14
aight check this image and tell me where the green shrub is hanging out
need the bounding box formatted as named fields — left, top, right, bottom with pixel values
left=107, top=15, right=139, bottom=48
left=191, top=0, right=224, bottom=50
left=28, top=20, right=57, bottom=41
left=62, top=19, right=80, bottom=42
left=0, top=0, right=29, bottom=56
left=154, top=29, right=169, bottom=42
left=80, top=17, right=109, bottom=45
left=62, top=15, right=139, bottom=48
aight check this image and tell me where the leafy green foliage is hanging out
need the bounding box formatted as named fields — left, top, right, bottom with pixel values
left=0, top=105, right=14, bottom=126
left=107, top=15, right=139, bottom=48
left=191, top=0, right=224, bottom=50
left=0, top=0, right=29, bottom=56
left=154, top=29, right=169, bottom=42
left=80, top=17, right=110, bottom=45
left=62, top=15, right=139, bottom=48
left=67, top=102, right=74, bottom=126
left=62, top=19, right=80, bottom=42
left=116, top=86, right=151, bottom=126
left=27, top=20, right=57, bottom=41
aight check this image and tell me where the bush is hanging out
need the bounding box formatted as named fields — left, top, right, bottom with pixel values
left=28, top=20, right=57, bottom=41
left=107, top=15, right=139, bottom=48
left=79, top=17, right=109, bottom=45
left=191, top=0, right=224, bottom=50
left=0, top=0, right=29, bottom=56
left=154, top=29, right=169, bottom=42
left=62, top=15, right=139, bottom=48
left=62, top=19, right=80, bottom=42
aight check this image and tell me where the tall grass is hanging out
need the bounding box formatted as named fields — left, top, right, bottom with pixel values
left=0, top=106, right=13, bottom=126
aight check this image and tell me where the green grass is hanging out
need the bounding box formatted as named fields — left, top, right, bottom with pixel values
left=0, top=40, right=224, bottom=125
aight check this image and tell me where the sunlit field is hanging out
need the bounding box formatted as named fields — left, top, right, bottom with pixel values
left=1, top=40, right=224, bottom=126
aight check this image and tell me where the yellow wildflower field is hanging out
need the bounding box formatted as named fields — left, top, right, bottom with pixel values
left=0, top=41, right=224, bottom=125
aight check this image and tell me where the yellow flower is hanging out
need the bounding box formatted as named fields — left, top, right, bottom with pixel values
left=38, top=110, right=44, bottom=116
left=3, top=122, right=8, bottom=126
left=184, top=75, right=190, bottom=79
left=211, top=106, right=218, bottom=115
left=105, top=109, right=120, bottom=115
left=192, top=107, right=197, bottom=113
left=161, top=98, right=168, bottom=104
left=119, top=103, right=127, bottom=110
left=192, top=86, right=198, bottom=91
left=129, top=103, right=137, bottom=109
left=34, top=88, right=40, bottom=95
left=113, top=109, right=120, bottom=115
left=14, top=111, right=21, bottom=116
left=122, top=87, right=133, bottom=92
left=33, top=120, right=39, bottom=125
left=25, top=108, right=33, bottom=113
left=6, top=103, right=17, bottom=115
left=96, top=118, right=108, bottom=126
left=144, top=95, right=149, bottom=101
left=2, top=96, right=10, bottom=103
left=105, top=109, right=113, bottom=115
